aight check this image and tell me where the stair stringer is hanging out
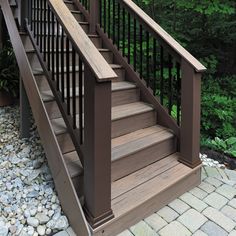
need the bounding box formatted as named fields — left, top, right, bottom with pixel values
left=0, top=1, right=90, bottom=235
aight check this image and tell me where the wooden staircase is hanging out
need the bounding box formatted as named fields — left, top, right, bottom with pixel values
left=0, top=0, right=206, bottom=235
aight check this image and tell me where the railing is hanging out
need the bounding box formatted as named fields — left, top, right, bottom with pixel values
left=79, top=0, right=206, bottom=168
left=23, top=0, right=117, bottom=227
left=99, top=0, right=206, bottom=125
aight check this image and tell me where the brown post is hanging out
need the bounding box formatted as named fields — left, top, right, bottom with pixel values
left=89, top=0, right=100, bottom=34
left=82, top=64, right=114, bottom=228
left=179, top=59, right=202, bottom=168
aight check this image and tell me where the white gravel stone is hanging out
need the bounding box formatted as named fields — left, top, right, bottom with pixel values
left=27, top=217, right=39, bottom=227
left=37, top=225, right=46, bottom=236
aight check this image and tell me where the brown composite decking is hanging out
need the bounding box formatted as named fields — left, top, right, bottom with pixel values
left=92, top=153, right=201, bottom=236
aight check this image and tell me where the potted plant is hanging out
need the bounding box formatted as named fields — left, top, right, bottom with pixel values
left=0, top=40, right=19, bottom=106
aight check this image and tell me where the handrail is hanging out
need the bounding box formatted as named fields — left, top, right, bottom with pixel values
left=120, top=0, right=206, bottom=73
left=49, top=0, right=117, bottom=81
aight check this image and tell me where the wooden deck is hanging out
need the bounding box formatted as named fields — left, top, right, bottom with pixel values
left=92, top=153, right=201, bottom=236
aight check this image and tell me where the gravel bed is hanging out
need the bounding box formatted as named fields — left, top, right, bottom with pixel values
left=0, top=106, right=70, bottom=236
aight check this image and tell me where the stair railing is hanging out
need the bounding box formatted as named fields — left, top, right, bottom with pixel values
left=22, top=0, right=117, bottom=227
left=79, top=0, right=207, bottom=168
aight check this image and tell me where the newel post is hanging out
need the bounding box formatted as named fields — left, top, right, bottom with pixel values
left=89, top=0, right=100, bottom=34
left=82, top=64, right=114, bottom=228
left=179, top=59, right=202, bottom=168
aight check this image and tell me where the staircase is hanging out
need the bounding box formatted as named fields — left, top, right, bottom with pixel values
left=0, top=0, right=206, bottom=235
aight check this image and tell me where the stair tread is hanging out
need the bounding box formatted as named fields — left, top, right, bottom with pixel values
left=112, top=126, right=174, bottom=162
left=50, top=102, right=154, bottom=135
left=40, top=81, right=136, bottom=101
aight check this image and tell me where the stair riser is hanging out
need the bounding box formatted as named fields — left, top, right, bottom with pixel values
left=57, top=133, right=75, bottom=154
left=111, top=137, right=177, bottom=181
left=113, top=67, right=125, bottom=82
left=112, top=111, right=156, bottom=138
left=27, top=52, right=41, bottom=68
left=44, top=88, right=140, bottom=119
left=64, top=2, right=77, bottom=11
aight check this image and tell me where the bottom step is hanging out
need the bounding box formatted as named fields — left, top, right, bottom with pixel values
left=91, top=153, right=201, bottom=236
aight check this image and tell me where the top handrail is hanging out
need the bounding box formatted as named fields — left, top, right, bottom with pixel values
left=48, top=0, right=117, bottom=81
left=120, top=0, right=207, bottom=73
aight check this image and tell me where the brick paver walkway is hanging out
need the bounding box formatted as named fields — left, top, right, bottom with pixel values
left=117, top=166, right=236, bottom=236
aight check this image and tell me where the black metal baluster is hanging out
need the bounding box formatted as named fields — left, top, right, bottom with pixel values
left=56, top=20, right=60, bottom=90
left=66, top=37, right=71, bottom=115
left=128, top=13, right=131, bottom=63
left=133, top=18, right=137, bottom=71
left=47, top=6, right=51, bottom=70
left=160, top=46, right=164, bottom=105
left=51, top=13, right=55, bottom=81
left=43, top=0, right=47, bottom=60
left=122, top=8, right=125, bottom=56
left=117, top=3, right=120, bottom=50
left=146, top=31, right=149, bottom=86
left=39, top=0, right=43, bottom=52
left=33, top=0, right=36, bottom=36
left=72, top=47, right=76, bottom=129
left=61, top=29, right=65, bottom=102
left=139, top=24, right=143, bottom=79
left=176, top=62, right=181, bottom=125
left=168, top=54, right=173, bottom=115
left=99, top=0, right=102, bottom=26
left=153, top=38, right=157, bottom=96
left=79, top=58, right=83, bottom=144
left=108, top=0, right=111, bottom=37
left=104, top=0, right=106, bottom=33
left=36, top=0, right=39, bottom=44
left=112, top=0, right=115, bottom=43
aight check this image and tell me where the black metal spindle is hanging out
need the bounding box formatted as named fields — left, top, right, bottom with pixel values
left=72, top=47, right=76, bottom=129
left=43, top=0, right=47, bottom=60
left=36, top=0, right=39, bottom=44
left=127, top=13, right=131, bottom=63
left=122, top=9, right=125, bottom=56
left=139, top=24, right=143, bottom=79
left=66, top=37, right=71, bottom=115
left=133, top=18, right=137, bottom=71
left=51, top=12, right=55, bottom=80
left=146, top=31, right=149, bottom=86
left=112, top=0, right=115, bottom=43
left=56, top=20, right=60, bottom=90
left=39, top=0, right=43, bottom=52
left=153, top=38, right=157, bottom=96
left=79, top=58, right=83, bottom=144
left=176, top=62, right=181, bottom=125
left=61, top=29, right=65, bottom=102
left=47, top=6, right=51, bottom=70
left=34, top=0, right=36, bottom=36
left=30, top=0, right=33, bottom=31
left=104, top=0, right=106, bottom=33
left=108, top=0, right=111, bottom=37
left=160, top=46, right=164, bottom=105
left=117, top=3, right=120, bottom=50
left=168, top=54, right=173, bottom=115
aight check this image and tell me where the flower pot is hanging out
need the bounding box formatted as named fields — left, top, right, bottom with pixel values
left=0, top=90, right=14, bottom=107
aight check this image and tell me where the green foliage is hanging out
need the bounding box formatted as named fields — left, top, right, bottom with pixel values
left=203, top=137, right=236, bottom=158
left=0, top=41, right=19, bottom=97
